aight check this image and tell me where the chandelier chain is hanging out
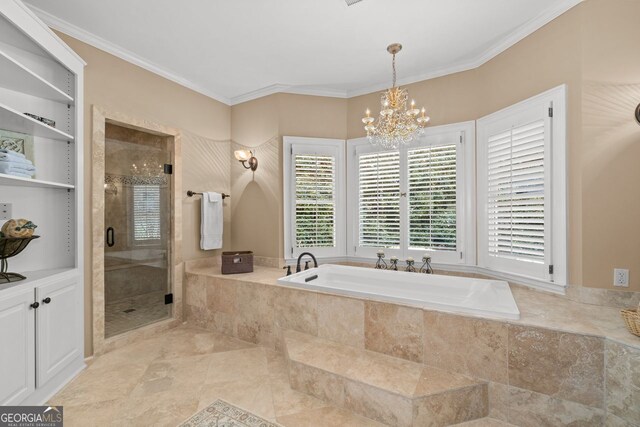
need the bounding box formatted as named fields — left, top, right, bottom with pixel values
left=392, top=53, right=396, bottom=88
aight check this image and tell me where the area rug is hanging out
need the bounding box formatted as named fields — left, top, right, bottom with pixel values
left=178, top=399, right=281, bottom=427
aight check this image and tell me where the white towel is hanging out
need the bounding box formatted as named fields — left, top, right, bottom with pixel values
left=0, top=150, right=31, bottom=165
left=200, top=192, right=223, bottom=250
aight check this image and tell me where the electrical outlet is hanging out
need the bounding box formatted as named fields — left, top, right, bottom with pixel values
left=0, top=203, right=11, bottom=221
left=614, top=268, right=629, bottom=287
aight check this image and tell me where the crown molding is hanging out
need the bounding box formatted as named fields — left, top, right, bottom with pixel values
left=229, top=84, right=348, bottom=106
left=25, top=2, right=232, bottom=105
left=26, top=0, right=582, bottom=105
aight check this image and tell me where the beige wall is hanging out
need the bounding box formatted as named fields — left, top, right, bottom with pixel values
left=580, top=0, right=640, bottom=290
left=230, top=93, right=347, bottom=260
left=56, top=33, right=231, bottom=356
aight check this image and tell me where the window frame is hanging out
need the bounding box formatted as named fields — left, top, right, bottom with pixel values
left=283, top=136, right=346, bottom=261
left=346, top=121, right=475, bottom=265
left=477, top=85, right=567, bottom=286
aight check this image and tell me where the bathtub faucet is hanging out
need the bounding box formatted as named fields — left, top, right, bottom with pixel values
left=296, top=252, right=318, bottom=273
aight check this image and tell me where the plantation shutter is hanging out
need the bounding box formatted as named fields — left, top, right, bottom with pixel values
left=486, top=120, right=546, bottom=262
left=133, top=185, right=161, bottom=241
left=294, top=154, right=336, bottom=248
left=408, top=144, right=457, bottom=251
left=358, top=151, right=401, bottom=248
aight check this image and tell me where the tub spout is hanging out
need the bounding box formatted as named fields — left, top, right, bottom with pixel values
left=296, top=252, right=318, bottom=273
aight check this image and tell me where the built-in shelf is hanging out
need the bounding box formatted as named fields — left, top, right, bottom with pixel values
left=0, top=101, right=74, bottom=141
left=0, top=268, right=78, bottom=293
left=0, top=173, right=74, bottom=189
left=0, top=48, right=74, bottom=104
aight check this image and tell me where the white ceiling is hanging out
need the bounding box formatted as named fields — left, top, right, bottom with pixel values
left=25, top=0, right=581, bottom=105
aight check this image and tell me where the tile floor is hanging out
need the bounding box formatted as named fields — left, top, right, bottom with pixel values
left=50, top=325, right=514, bottom=427
left=49, top=326, right=385, bottom=426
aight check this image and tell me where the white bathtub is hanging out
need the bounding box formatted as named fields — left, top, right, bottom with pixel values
left=277, top=264, right=520, bottom=320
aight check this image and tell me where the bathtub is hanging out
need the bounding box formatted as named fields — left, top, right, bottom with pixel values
left=277, top=264, right=520, bottom=320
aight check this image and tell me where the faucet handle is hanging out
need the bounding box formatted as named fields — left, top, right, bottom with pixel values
left=283, top=265, right=292, bottom=276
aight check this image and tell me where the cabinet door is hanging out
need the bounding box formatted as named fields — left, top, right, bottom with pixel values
left=36, top=278, right=81, bottom=387
left=0, top=288, right=35, bottom=405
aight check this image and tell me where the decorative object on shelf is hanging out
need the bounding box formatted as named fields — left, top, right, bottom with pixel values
left=1, top=218, right=37, bottom=238
left=0, top=129, right=34, bottom=164
left=234, top=149, right=258, bottom=171
left=405, top=257, right=416, bottom=272
left=221, top=251, right=253, bottom=274
left=389, top=255, right=399, bottom=271
left=621, top=301, right=640, bottom=337
left=635, top=103, right=640, bottom=125
left=0, top=235, right=40, bottom=283
left=362, top=43, right=430, bottom=149
left=24, top=113, right=55, bottom=128
left=420, top=254, right=433, bottom=274
left=375, top=250, right=387, bottom=269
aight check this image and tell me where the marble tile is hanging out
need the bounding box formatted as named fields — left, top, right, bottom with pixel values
left=346, top=350, right=424, bottom=397
left=60, top=399, right=128, bottom=427
left=185, top=273, right=207, bottom=308
left=413, top=384, right=488, bottom=427
left=424, top=311, right=509, bottom=384
left=317, top=294, right=365, bottom=348
left=277, top=406, right=386, bottom=427
left=128, top=354, right=210, bottom=399
left=507, top=386, right=604, bottom=427
left=508, top=325, right=605, bottom=407
left=454, top=419, right=516, bottom=427
left=122, top=388, right=201, bottom=427
left=234, top=282, right=276, bottom=347
left=605, top=413, right=636, bottom=427
left=205, top=347, right=269, bottom=384
left=343, top=380, right=414, bottom=427
left=274, top=287, right=318, bottom=335
left=207, top=277, right=237, bottom=314
left=413, top=366, right=481, bottom=398
left=270, top=373, right=329, bottom=418
left=288, top=361, right=345, bottom=407
left=605, top=341, right=640, bottom=425
left=487, top=381, right=510, bottom=422
left=364, top=301, right=424, bottom=363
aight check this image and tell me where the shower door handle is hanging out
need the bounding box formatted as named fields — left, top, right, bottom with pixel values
left=106, top=227, right=115, bottom=247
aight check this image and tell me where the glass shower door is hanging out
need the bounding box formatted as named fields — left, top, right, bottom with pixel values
left=103, top=123, right=171, bottom=338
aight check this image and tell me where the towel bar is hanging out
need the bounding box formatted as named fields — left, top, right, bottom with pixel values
left=187, top=190, right=230, bottom=199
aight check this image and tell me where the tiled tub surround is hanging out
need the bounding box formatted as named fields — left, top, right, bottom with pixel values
left=184, top=266, right=640, bottom=427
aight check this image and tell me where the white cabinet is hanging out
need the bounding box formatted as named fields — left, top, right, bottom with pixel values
left=36, top=277, right=82, bottom=387
left=0, top=273, right=83, bottom=405
left=0, top=288, right=35, bottom=405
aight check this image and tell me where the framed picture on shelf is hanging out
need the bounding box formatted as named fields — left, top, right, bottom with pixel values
left=0, top=129, right=35, bottom=177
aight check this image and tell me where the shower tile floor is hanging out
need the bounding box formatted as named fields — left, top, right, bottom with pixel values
left=105, top=291, right=170, bottom=338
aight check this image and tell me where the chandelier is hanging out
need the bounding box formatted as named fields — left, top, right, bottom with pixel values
left=362, top=44, right=430, bottom=149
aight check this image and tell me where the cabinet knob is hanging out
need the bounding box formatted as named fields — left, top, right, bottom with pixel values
left=43, top=297, right=52, bottom=304
left=30, top=302, right=40, bottom=309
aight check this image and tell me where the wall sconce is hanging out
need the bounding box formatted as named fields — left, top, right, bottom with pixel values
left=234, top=149, right=258, bottom=171
left=635, top=103, right=640, bottom=125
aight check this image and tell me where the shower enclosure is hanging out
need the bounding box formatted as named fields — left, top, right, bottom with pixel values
left=103, top=123, right=172, bottom=338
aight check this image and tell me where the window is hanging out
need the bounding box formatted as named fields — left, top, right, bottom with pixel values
left=358, top=151, right=401, bottom=248
left=284, top=137, right=345, bottom=259
left=132, top=185, right=161, bottom=243
left=348, top=122, right=474, bottom=264
left=408, top=144, right=457, bottom=251
left=478, top=85, right=567, bottom=285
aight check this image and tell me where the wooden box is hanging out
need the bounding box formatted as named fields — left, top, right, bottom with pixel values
left=221, top=251, right=254, bottom=274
